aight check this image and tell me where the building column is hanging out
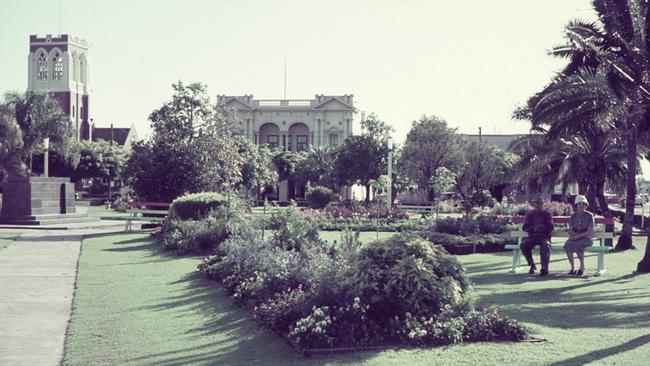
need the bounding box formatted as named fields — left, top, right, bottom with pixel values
left=254, top=133, right=258, bottom=145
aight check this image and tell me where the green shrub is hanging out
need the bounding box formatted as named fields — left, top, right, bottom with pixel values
left=159, top=215, right=228, bottom=254
left=305, top=186, right=334, bottom=209
left=269, top=206, right=322, bottom=251
left=160, top=195, right=251, bottom=255
left=345, top=234, right=471, bottom=321
left=253, top=285, right=311, bottom=332
left=391, top=306, right=528, bottom=346
left=289, top=298, right=384, bottom=349
left=434, top=217, right=478, bottom=235
left=169, top=192, right=231, bottom=220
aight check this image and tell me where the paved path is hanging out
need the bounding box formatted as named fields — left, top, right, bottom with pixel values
left=0, top=229, right=122, bottom=366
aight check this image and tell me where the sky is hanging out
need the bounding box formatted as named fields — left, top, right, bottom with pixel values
left=1, top=0, right=597, bottom=143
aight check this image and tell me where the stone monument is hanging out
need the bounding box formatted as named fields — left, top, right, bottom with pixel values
left=0, top=173, right=92, bottom=225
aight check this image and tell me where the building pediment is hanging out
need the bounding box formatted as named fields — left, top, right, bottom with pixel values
left=223, top=97, right=253, bottom=110
left=314, top=97, right=353, bottom=110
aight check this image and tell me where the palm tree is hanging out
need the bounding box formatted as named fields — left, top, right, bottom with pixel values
left=509, top=130, right=626, bottom=214
left=519, top=0, right=650, bottom=252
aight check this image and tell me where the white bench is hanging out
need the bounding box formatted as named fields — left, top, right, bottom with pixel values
left=506, top=216, right=615, bottom=276
left=100, top=201, right=170, bottom=232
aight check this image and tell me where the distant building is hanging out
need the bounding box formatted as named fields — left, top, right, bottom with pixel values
left=461, top=134, right=523, bottom=151
left=218, top=94, right=356, bottom=201
left=217, top=95, right=355, bottom=150
left=28, top=34, right=91, bottom=140
left=91, top=123, right=138, bottom=151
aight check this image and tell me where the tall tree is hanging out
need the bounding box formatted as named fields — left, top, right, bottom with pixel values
left=123, top=81, right=244, bottom=201
left=454, top=141, right=517, bottom=217
left=333, top=134, right=386, bottom=203
left=295, top=146, right=337, bottom=189
left=3, top=91, right=78, bottom=173
left=524, top=0, right=650, bottom=252
left=0, top=104, right=24, bottom=180
left=238, top=138, right=278, bottom=202
left=401, top=115, right=463, bottom=201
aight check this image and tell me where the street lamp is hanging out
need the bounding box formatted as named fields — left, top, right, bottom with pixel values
left=387, top=137, right=393, bottom=209
left=43, top=137, right=50, bottom=178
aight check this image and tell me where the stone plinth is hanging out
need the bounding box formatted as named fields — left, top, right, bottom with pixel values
left=0, top=175, right=83, bottom=225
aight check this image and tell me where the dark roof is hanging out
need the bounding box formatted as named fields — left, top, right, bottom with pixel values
left=92, top=127, right=131, bottom=146
left=461, top=134, right=523, bottom=151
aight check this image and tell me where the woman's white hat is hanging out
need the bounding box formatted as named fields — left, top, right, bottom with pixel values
left=574, top=195, right=589, bottom=206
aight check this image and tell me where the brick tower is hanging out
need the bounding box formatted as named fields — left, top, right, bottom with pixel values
left=27, top=34, right=91, bottom=140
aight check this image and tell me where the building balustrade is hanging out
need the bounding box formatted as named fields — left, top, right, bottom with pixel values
left=255, top=99, right=313, bottom=108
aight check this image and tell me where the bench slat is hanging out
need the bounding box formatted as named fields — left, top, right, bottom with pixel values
left=509, top=231, right=614, bottom=238
left=510, top=215, right=614, bottom=225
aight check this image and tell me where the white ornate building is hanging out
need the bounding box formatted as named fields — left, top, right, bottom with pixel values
left=27, top=34, right=91, bottom=140
left=218, top=94, right=356, bottom=201
left=217, top=95, right=355, bottom=151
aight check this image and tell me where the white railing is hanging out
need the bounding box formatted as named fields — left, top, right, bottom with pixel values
left=255, top=100, right=313, bottom=108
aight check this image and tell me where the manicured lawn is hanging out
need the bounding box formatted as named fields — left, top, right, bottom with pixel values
left=64, top=232, right=650, bottom=365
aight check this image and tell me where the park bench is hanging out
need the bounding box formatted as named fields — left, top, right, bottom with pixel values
left=101, top=201, right=170, bottom=232
left=397, top=204, right=435, bottom=217
left=506, top=215, right=615, bottom=276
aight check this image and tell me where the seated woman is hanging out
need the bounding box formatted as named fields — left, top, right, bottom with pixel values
left=564, top=195, right=595, bottom=276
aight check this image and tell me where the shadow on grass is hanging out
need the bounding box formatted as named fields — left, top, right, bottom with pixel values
left=474, top=272, right=650, bottom=329
left=125, top=272, right=319, bottom=365
left=112, top=238, right=378, bottom=366
left=549, top=334, right=650, bottom=366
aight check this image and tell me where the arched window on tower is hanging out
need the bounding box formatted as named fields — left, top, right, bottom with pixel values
left=71, top=52, right=78, bottom=81
left=79, top=56, right=86, bottom=83
left=37, top=52, right=48, bottom=80
left=53, top=52, right=63, bottom=80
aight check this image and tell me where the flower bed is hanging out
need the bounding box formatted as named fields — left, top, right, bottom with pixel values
left=195, top=207, right=530, bottom=352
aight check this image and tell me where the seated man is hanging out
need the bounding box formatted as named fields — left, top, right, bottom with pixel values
left=521, top=194, right=554, bottom=276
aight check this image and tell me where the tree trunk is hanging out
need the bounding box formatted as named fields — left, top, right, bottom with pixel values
left=587, top=183, right=598, bottom=212
left=365, top=183, right=371, bottom=204
left=595, top=180, right=609, bottom=215
left=615, top=127, right=637, bottom=251
left=637, top=233, right=650, bottom=272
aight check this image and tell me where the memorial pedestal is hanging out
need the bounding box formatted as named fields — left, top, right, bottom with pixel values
left=0, top=175, right=91, bottom=225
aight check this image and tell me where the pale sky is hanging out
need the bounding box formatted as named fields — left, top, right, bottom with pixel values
left=1, top=0, right=597, bottom=143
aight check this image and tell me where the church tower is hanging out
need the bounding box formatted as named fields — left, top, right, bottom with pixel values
left=27, top=34, right=91, bottom=140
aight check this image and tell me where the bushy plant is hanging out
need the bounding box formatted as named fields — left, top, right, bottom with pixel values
left=391, top=305, right=528, bottom=346
left=289, top=298, right=384, bottom=349
left=253, top=285, right=310, bottom=332
left=422, top=232, right=515, bottom=247
left=169, top=191, right=231, bottom=220
left=345, top=234, right=471, bottom=321
left=160, top=216, right=227, bottom=254
left=366, top=206, right=409, bottom=221
left=544, top=200, right=573, bottom=216
left=434, top=217, right=479, bottom=235
left=269, top=206, right=322, bottom=251
left=475, top=214, right=510, bottom=234
left=160, top=196, right=251, bottom=254
left=305, top=185, right=334, bottom=209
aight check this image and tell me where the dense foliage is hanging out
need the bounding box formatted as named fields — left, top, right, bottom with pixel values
left=193, top=207, right=528, bottom=350
left=169, top=192, right=233, bottom=220
left=123, top=82, right=244, bottom=201
left=305, top=185, right=334, bottom=209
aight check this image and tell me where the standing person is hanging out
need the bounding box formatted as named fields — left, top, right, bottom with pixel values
left=521, top=195, right=554, bottom=276
left=564, top=195, right=594, bottom=276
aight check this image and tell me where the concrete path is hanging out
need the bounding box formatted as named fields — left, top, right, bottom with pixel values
left=0, top=228, right=122, bottom=366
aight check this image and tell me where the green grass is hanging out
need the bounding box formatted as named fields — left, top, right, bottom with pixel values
left=64, top=233, right=650, bottom=365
